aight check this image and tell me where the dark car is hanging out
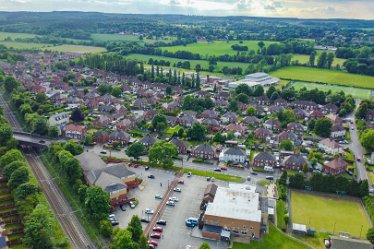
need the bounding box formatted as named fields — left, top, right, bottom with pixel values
left=145, top=166, right=150, bottom=171
left=149, top=245, right=156, bottom=249
left=120, top=205, right=126, bottom=211
left=156, top=220, right=167, bottom=226
left=148, top=174, right=155, bottom=179
left=39, top=140, right=45, bottom=144
left=213, top=168, right=221, bottom=172
left=250, top=171, right=258, bottom=175
left=141, top=218, right=150, bottom=223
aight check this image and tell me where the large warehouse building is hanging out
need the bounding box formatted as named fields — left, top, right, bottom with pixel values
left=228, top=72, right=280, bottom=89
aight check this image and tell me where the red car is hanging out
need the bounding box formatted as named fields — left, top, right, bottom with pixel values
left=150, top=233, right=161, bottom=239
left=220, top=167, right=228, bottom=171
left=153, top=226, right=163, bottom=232
left=178, top=179, right=184, bottom=184
left=148, top=240, right=158, bottom=246
left=128, top=163, right=132, bottom=167
left=134, top=164, right=139, bottom=168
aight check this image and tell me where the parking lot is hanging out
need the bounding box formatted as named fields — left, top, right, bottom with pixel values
left=112, top=165, right=230, bottom=249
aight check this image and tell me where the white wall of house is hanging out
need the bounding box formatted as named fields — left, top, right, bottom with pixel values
left=219, top=152, right=245, bottom=163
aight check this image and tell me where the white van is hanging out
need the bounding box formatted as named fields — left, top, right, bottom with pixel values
left=264, top=166, right=274, bottom=172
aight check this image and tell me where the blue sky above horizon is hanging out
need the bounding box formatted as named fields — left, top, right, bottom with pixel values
left=1, top=0, right=373, bottom=20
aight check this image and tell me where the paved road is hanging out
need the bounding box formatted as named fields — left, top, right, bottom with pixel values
left=348, top=100, right=368, bottom=182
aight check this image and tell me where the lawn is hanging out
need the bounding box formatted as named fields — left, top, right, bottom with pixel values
left=183, top=168, right=242, bottom=182
left=290, top=81, right=372, bottom=99
left=369, top=172, right=374, bottom=186
left=271, top=66, right=374, bottom=89
left=291, top=191, right=371, bottom=237
left=46, top=44, right=106, bottom=53
left=166, top=125, right=182, bottom=134
left=0, top=32, right=37, bottom=40
left=233, top=223, right=311, bottom=249
left=160, top=40, right=278, bottom=57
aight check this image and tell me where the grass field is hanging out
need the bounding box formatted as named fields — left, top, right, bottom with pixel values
left=292, top=51, right=346, bottom=67
left=127, top=53, right=249, bottom=73
left=91, top=33, right=176, bottom=44
left=271, top=66, right=374, bottom=89
left=233, top=224, right=311, bottom=249
left=290, top=81, right=372, bottom=99
left=291, top=191, right=371, bottom=237
left=47, top=44, right=106, bottom=53
left=0, top=41, right=51, bottom=50
left=161, top=40, right=278, bottom=57
left=0, top=32, right=38, bottom=40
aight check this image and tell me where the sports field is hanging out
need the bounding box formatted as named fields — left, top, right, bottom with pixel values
left=291, top=81, right=372, bottom=99
left=291, top=191, right=371, bottom=237
left=161, top=40, right=278, bottom=57
left=0, top=32, right=38, bottom=40
left=271, top=66, right=374, bottom=88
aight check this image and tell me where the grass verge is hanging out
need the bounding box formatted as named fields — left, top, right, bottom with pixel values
left=276, top=200, right=286, bottom=231
left=182, top=168, right=243, bottom=182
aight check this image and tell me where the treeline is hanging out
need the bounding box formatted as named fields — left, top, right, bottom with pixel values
left=336, top=46, right=373, bottom=59
left=289, top=172, right=369, bottom=197
left=344, top=58, right=374, bottom=76
left=74, top=53, right=144, bottom=76
left=182, top=95, right=214, bottom=113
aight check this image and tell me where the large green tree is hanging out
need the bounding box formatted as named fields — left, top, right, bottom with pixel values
left=0, top=149, right=24, bottom=168
left=367, top=227, right=374, bottom=244
left=3, top=160, right=27, bottom=178
left=279, top=140, right=294, bottom=151
left=15, top=182, right=39, bottom=200
left=151, top=114, right=168, bottom=133
left=148, top=141, right=178, bottom=169
left=126, top=143, right=147, bottom=160
left=110, top=228, right=136, bottom=249
left=71, top=108, right=85, bottom=122
left=4, top=76, right=19, bottom=93
left=127, top=215, right=143, bottom=242
left=360, top=129, right=374, bottom=152
left=314, top=118, right=332, bottom=138
left=84, top=186, right=110, bottom=222
left=199, top=242, right=211, bottom=249
left=188, top=123, right=206, bottom=141
left=8, top=166, right=29, bottom=190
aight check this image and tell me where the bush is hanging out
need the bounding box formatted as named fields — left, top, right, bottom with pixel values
left=192, top=158, right=206, bottom=163
left=99, top=219, right=113, bottom=238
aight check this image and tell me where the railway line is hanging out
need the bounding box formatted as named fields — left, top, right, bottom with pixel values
left=0, top=93, right=96, bottom=249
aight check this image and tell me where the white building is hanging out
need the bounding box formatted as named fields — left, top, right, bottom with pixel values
left=318, top=138, right=342, bottom=154
left=228, top=72, right=280, bottom=89
left=219, top=147, right=246, bottom=163
left=48, top=112, right=70, bottom=135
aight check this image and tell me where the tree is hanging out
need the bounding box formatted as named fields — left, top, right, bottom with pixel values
left=270, top=91, right=280, bottom=101
left=228, top=99, right=239, bottom=112
left=149, top=141, right=178, bottom=169
left=165, top=86, right=172, bottom=96
left=33, top=118, right=48, bottom=135
left=15, top=182, right=38, bottom=200
left=48, top=126, right=59, bottom=138
left=277, top=109, right=296, bottom=127
left=35, top=93, right=48, bottom=104
left=308, top=119, right=316, bottom=131
left=199, top=242, right=211, bottom=249
left=278, top=171, right=288, bottom=186
left=317, top=51, right=327, bottom=68
left=213, top=133, right=226, bottom=143
left=111, top=86, right=122, bottom=98
left=258, top=41, right=265, bottom=50
left=100, top=219, right=113, bottom=238
left=127, top=215, right=143, bottom=242
left=188, top=123, right=206, bottom=141
left=314, top=118, right=332, bottom=138
left=84, top=186, right=110, bottom=222
left=235, top=83, right=252, bottom=96
left=151, top=114, right=168, bottom=133
left=236, top=93, right=249, bottom=103
left=71, top=108, right=85, bottom=122
left=177, top=128, right=184, bottom=138
left=0, top=124, right=13, bottom=147
left=0, top=149, right=24, bottom=168
left=279, top=140, right=294, bottom=151
left=126, top=143, right=146, bottom=160
left=309, top=51, right=316, bottom=67
left=8, top=166, right=29, bottom=190
left=4, top=76, right=19, bottom=93
left=64, top=141, right=83, bottom=155
left=3, top=160, right=27, bottom=178
left=110, top=228, right=136, bottom=249
left=266, top=86, right=276, bottom=98
left=327, top=53, right=334, bottom=69
left=367, top=227, right=374, bottom=244
left=246, top=106, right=256, bottom=116
left=253, top=85, right=264, bottom=97
left=360, top=129, right=374, bottom=152
left=289, top=173, right=305, bottom=189
left=24, top=204, right=54, bottom=249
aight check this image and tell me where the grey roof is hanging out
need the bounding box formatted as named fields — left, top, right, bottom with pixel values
left=75, top=152, right=106, bottom=172
left=170, top=137, right=187, bottom=148
left=330, top=236, right=372, bottom=249
left=105, top=182, right=127, bottom=193
left=139, top=135, right=156, bottom=145
left=88, top=164, right=136, bottom=187
left=223, top=147, right=246, bottom=156
left=254, top=152, right=276, bottom=161
left=283, top=155, right=306, bottom=165
left=194, top=144, right=215, bottom=153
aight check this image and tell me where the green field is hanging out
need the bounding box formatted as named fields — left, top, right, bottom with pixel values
left=290, top=81, right=372, bottom=99
left=47, top=44, right=106, bottom=53
left=0, top=41, right=51, bottom=50
left=161, top=40, right=278, bottom=57
left=271, top=66, right=374, bottom=89
left=91, top=33, right=176, bottom=44
left=127, top=53, right=249, bottom=73
left=291, top=191, right=371, bottom=237
left=233, top=224, right=311, bottom=249
left=292, top=51, right=346, bottom=67
left=0, top=32, right=38, bottom=40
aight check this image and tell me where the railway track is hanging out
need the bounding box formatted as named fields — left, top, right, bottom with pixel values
left=0, top=93, right=96, bottom=249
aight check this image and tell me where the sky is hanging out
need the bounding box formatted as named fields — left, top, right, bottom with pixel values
left=0, top=0, right=373, bottom=19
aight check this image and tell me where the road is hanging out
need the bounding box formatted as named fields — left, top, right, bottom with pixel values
left=0, top=93, right=96, bottom=249
left=348, top=99, right=368, bottom=182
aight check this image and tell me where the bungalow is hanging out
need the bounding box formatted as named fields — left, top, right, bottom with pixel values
left=219, top=147, right=246, bottom=163
left=170, top=137, right=188, bottom=154
left=63, top=123, right=86, bottom=140
left=139, top=135, right=156, bottom=148
left=253, top=152, right=276, bottom=167
left=318, top=138, right=342, bottom=154
left=323, top=157, right=347, bottom=176
left=282, top=154, right=307, bottom=170
left=264, top=119, right=281, bottom=131
left=192, top=144, right=216, bottom=160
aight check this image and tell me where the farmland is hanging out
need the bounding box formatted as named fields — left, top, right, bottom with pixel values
left=292, top=51, right=346, bottom=67
left=0, top=32, right=38, bottom=40
left=46, top=44, right=106, bottom=53
left=160, top=40, right=278, bottom=57
left=0, top=41, right=51, bottom=50
left=91, top=33, right=176, bottom=44
left=290, top=81, right=372, bottom=99
left=291, top=191, right=371, bottom=237
left=270, top=66, right=374, bottom=88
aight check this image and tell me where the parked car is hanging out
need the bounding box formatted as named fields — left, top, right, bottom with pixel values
left=129, top=201, right=137, bottom=208
left=128, top=163, right=132, bottom=167
left=166, top=200, right=175, bottom=207
left=187, top=172, right=192, bottom=177
left=156, top=220, right=167, bottom=226
left=169, top=196, right=179, bottom=202
left=141, top=218, right=150, bottom=223
left=250, top=171, right=258, bottom=175
left=173, top=187, right=182, bottom=192
left=152, top=226, right=164, bottom=233
left=211, top=177, right=215, bottom=182
left=178, top=179, right=184, bottom=184
left=220, top=167, right=228, bottom=171
left=148, top=174, right=155, bottom=179
left=265, top=176, right=274, bottom=180
left=120, top=205, right=126, bottom=211
left=100, top=150, right=107, bottom=154
left=145, top=208, right=154, bottom=214
left=149, top=240, right=159, bottom=247
left=149, top=244, right=155, bottom=249
left=145, top=166, right=150, bottom=171
left=206, top=177, right=211, bottom=181
left=356, top=157, right=361, bottom=162
left=185, top=217, right=198, bottom=227
left=213, top=168, right=221, bottom=172
left=150, top=233, right=161, bottom=239
left=110, top=219, right=119, bottom=226
left=134, top=164, right=139, bottom=168
left=155, top=194, right=163, bottom=199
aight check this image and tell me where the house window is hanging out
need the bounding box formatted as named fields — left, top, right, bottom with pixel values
left=250, top=226, right=254, bottom=230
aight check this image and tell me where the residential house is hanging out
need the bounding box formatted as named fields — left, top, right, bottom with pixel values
left=287, top=122, right=306, bottom=134
left=139, top=135, right=156, bottom=148
left=318, top=138, right=342, bottom=154
left=255, top=128, right=273, bottom=140
left=93, top=115, right=112, bottom=128
left=292, top=100, right=317, bottom=111
left=179, top=115, right=196, bottom=128
left=192, top=144, right=216, bottom=160
left=144, top=109, right=158, bottom=121
left=94, top=131, right=110, bottom=144
left=323, top=103, right=338, bottom=114
left=278, top=131, right=298, bottom=142
left=199, top=110, right=218, bottom=119
left=202, top=118, right=221, bottom=132
left=63, top=123, right=86, bottom=140
left=225, top=123, right=245, bottom=137
left=116, top=118, right=136, bottom=131
left=294, top=108, right=306, bottom=119
left=257, top=95, right=270, bottom=105
left=253, top=152, right=276, bottom=167
left=221, top=112, right=237, bottom=124
left=273, top=98, right=288, bottom=107
left=323, top=157, right=347, bottom=176
left=133, top=98, right=146, bottom=109
left=109, top=131, right=130, bottom=145
left=264, top=119, right=281, bottom=131
left=282, top=154, right=307, bottom=170
left=219, top=147, right=246, bottom=163
left=241, top=116, right=261, bottom=127
left=170, top=137, right=188, bottom=154
left=310, top=109, right=324, bottom=119
left=165, top=115, right=178, bottom=126
left=48, top=112, right=69, bottom=135
left=161, top=101, right=179, bottom=113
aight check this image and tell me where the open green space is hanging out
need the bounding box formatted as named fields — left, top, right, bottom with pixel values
left=166, top=125, right=182, bottom=134
left=271, top=66, right=374, bottom=89
left=0, top=41, right=51, bottom=50
left=232, top=223, right=311, bottom=249
left=291, top=191, right=370, bottom=237
left=46, top=44, right=106, bottom=53
left=183, top=168, right=242, bottom=182
left=292, top=51, right=346, bottom=67
left=91, top=33, right=176, bottom=44
left=0, top=32, right=38, bottom=40
left=290, top=81, right=372, bottom=99
left=127, top=53, right=249, bottom=73
left=160, top=40, right=278, bottom=57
